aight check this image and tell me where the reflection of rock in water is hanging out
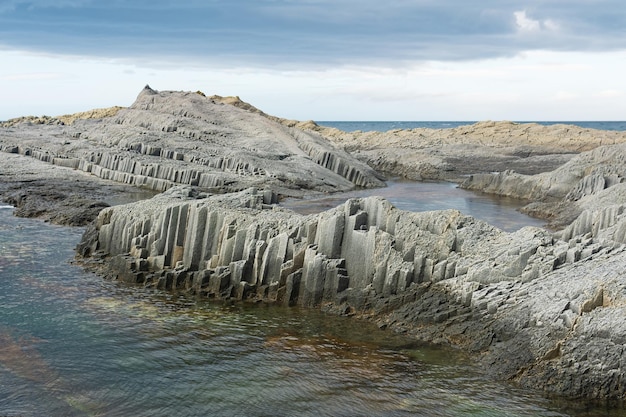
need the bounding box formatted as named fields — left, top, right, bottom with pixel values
left=0, top=325, right=106, bottom=415
left=0, top=326, right=56, bottom=384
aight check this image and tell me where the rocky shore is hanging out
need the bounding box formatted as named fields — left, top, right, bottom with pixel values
left=2, top=86, right=626, bottom=401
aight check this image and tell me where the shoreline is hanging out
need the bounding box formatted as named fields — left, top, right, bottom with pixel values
left=2, top=87, right=626, bottom=402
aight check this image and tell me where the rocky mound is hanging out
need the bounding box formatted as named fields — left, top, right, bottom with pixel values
left=0, top=106, right=124, bottom=127
left=0, top=86, right=384, bottom=199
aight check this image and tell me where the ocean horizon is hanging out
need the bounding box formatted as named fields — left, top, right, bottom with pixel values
left=316, top=120, right=626, bottom=132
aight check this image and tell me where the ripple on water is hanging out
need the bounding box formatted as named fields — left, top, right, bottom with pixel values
left=1, top=204, right=623, bottom=417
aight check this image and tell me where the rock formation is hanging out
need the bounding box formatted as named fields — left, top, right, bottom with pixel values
left=3, top=86, right=626, bottom=401
left=0, top=86, right=384, bottom=198
left=0, top=106, right=124, bottom=127
left=461, top=143, right=626, bottom=228
left=310, top=120, right=626, bottom=180
left=77, top=182, right=626, bottom=400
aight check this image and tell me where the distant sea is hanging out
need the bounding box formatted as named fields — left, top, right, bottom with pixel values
left=316, top=121, right=626, bottom=132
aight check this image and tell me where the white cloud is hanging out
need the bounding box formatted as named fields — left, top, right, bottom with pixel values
left=543, top=19, right=560, bottom=32
left=514, top=10, right=560, bottom=34
left=553, top=91, right=580, bottom=101
left=515, top=10, right=541, bottom=32
left=595, top=89, right=623, bottom=98
left=1, top=49, right=626, bottom=122
left=1, top=72, right=67, bottom=81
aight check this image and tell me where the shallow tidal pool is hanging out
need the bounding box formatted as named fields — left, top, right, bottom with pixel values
left=280, top=179, right=546, bottom=232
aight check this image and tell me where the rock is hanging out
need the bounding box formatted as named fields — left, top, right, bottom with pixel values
left=460, top=143, right=626, bottom=227
left=77, top=184, right=626, bottom=400
left=307, top=120, right=626, bottom=181
left=4, top=87, right=626, bottom=402
left=0, top=87, right=384, bottom=197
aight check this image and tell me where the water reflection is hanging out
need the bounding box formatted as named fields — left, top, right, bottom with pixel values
left=280, top=179, right=545, bottom=232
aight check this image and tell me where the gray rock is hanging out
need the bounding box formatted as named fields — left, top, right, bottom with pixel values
left=0, top=87, right=385, bottom=198
left=76, top=184, right=626, bottom=400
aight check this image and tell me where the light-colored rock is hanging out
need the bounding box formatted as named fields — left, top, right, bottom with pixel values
left=4, top=86, right=626, bottom=401
left=76, top=182, right=626, bottom=400
left=303, top=120, right=626, bottom=181
left=460, top=143, right=626, bottom=227
left=0, top=86, right=384, bottom=195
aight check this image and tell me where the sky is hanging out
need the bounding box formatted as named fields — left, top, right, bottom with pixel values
left=1, top=0, right=625, bottom=121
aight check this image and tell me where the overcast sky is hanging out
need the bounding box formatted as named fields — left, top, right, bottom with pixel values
left=1, top=0, right=625, bottom=121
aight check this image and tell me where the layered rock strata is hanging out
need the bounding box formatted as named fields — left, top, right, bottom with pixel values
left=78, top=185, right=626, bottom=400
left=311, top=120, right=626, bottom=180
left=462, top=143, right=626, bottom=227
left=0, top=86, right=384, bottom=197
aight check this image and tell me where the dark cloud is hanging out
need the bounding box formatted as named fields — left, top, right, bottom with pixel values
left=1, top=0, right=625, bottom=67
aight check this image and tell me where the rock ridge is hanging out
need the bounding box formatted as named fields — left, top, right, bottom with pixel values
left=77, top=185, right=626, bottom=400
left=0, top=87, right=384, bottom=195
left=461, top=143, right=626, bottom=228
left=306, top=120, right=626, bottom=182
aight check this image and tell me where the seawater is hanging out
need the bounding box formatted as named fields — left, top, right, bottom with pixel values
left=316, top=121, right=626, bottom=132
left=0, top=206, right=624, bottom=416
left=281, top=180, right=545, bottom=232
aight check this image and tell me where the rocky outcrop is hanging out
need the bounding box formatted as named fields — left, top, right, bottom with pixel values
left=0, top=106, right=124, bottom=127
left=0, top=86, right=384, bottom=195
left=4, top=87, right=626, bottom=401
left=307, top=120, right=626, bottom=181
left=78, top=185, right=626, bottom=400
left=461, top=143, right=626, bottom=227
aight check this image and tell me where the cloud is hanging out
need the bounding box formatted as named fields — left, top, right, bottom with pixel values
left=1, top=72, right=66, bottom=81
left=595, top=89, right=623, bottom=98
left=553, top=91, right=580, bottom=101
left=0, top=1, right=624, bottom=68
left=515, top=10, right=541, bottom=32
left=514, top=10, right=560, bottom=34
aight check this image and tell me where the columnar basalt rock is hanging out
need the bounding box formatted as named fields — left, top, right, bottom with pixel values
left=77, top=185, right=626, bottom=400
left=459, top=143, right=626, bottom=228
left=5, top=88, right=626, bottom=402
left=0, top=87, right=384, bottom=195
left=80, top=187, right=495, bottom=302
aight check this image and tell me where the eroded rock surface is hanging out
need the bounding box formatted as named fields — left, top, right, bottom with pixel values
left=309, top=120, right=626, bottom=180
left=78, top=186, right=626, bottom=400
left=462, top=143, right=626, bottom=228
left=3, top=87, right=626, bottom=401
left=0, top=86, right=384, bottom=199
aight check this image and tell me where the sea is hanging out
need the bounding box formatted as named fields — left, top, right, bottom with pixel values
left=316, top=121, right=626, bottom=132
left=2, top=178, right=625, bottom=415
